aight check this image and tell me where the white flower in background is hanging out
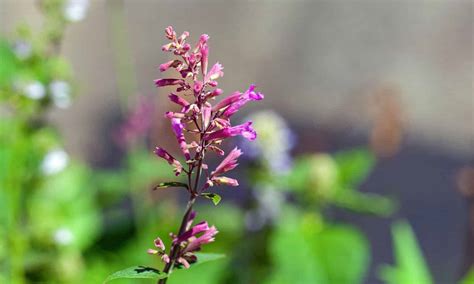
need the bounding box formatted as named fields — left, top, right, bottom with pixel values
left=63, top=0, right=90, bottom=22
left=240, top=110, right=295, bottom=173
left=12, top=40, right=32, bottom=60
left=53, top=227, right=75, bottom=246
left=50, top=80, right=72, bottom=109
left=41, top=149, right=69, bottom=175
left=23, top=81, right=46, bottom=100
left=245, top=185, right=285, bottom=231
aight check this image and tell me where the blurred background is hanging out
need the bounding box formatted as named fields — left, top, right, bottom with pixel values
left=0, top=0, right=472, bottom=284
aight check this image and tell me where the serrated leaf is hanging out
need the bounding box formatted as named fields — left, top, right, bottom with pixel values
left=104, top=266, right=167, bottom=283
left=153, top=182, right=188, bottom=190
left=201, top=193, right=221, bottom=205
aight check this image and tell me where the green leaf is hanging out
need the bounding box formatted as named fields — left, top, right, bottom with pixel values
left=194, top=253, right=225, bottom=264
left=153, top=182, right=188, bottom=190
left=171, top=253, right=225, bottom=277
left=378, top=220, right=433, bottom=284
left=460, top=268, right=474, bottom=284
left=201, top=193, right=221, bottom=205
left=104, top=266, right=168, bottom=283
left=334, top=148, right=376, bottom=187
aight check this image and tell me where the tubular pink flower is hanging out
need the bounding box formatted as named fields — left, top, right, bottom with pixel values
left=174, top=221, right=210, bottom=244
left=205, top=62, right=224, bottom=82
left=154, top=237, right=165, bottom=250
left=202, top=104, right=212, bottom=128
left=168, top=93, right=189, bottom=107
left=154, top=147, right=183, bottom=176
left=171, top=118, right=191, bottom=160
left=154, top=78, right=186, bottom=87
left=165, top=26, right=175, bottom=39
left=211, top=176, right=239, bottom=187
left=211, top=147, right=242, bottom=177
left=212, top=91, right=242, bottom=111
left=183, top=225, right=218, bottom=253
left=177, top=257, right=191, bottom=269
left=205, top=122, right=257, bottom=141
left=223, top=85, right=264, bottom=117
left=200, top=45, right=208, bottom=76
left=159, top=60, right=181, bottom=72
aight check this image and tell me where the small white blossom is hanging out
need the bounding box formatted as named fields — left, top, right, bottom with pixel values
left=23, top=81, right=46, bottom=100
left=53, top=227, right=75, bottom=246
left=12, top=41, right=32, bottom=60
left=50, top=80, right=72, bottom=109
left=41, top=149, right=69, bottom=175
left=63, top=0, right=90, bottom=22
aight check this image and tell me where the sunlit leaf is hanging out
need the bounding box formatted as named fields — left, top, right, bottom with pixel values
left=153, top=182, right=188, bottom=190
left=201, top=193, right=221, bottom=205
left=104, top=266, right=167, bottom=283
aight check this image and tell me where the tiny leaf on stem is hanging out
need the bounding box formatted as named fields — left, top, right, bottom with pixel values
left=153, top=182, right=188, bottom=190
left=201, top=193, right=221, bottom=205
left=103, top=266, right=167, bottom=283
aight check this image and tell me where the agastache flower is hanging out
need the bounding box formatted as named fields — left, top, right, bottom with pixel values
left=149, top=27, right=263, bottom=279
left=147, top=237, right=170, bottom=264
left=205, top=122, right=257, bottom=141
left=154, top=147, right=183, bottom=176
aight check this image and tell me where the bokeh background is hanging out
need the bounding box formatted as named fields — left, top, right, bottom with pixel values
left=1, top=1, right=472, bottom=284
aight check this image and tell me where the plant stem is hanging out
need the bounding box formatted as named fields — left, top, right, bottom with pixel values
left=159, top=196, right=196, bottom=284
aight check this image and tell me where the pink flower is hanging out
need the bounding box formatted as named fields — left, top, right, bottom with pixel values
left=154, top=78, right=185, bottom=87
left=168, top=93, right=189, bottom=108
left=159, top=59, right=182, bottom=72
left=171, top=118, right=191, bottom=160
left=222, top=85, right=264, bottom=117
left=147, top=237, right=170, bottom=264
left=211, top=147, right=242, bottom=177
left=205, top=62, right=224, bottom=82
left=183, top=225, right=218, bottom=253
left=205, top=122, right=257, bottom=141
left=154, top=147, right=183, bottom=176
left=210, top=176, right=239, bottom=187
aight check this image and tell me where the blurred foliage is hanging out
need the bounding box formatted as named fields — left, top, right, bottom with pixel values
left=378, top=221, right=433, bottom=284
left=1, top=2, right=451, bottom=284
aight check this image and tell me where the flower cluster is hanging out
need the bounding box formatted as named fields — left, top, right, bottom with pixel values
left=148, top=211, right=217, bottom=269
left=149, top=26, right=263, bottom=275
left=154, top=26, right=264, bottom=191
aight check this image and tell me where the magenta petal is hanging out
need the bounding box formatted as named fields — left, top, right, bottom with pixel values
left=171, top=118, right=191, bottom=160
left=154, top=78, right=185, bottom=87
left=211, top=147, right=242, bottom=177
left=154, top=147, right=183, bottom=176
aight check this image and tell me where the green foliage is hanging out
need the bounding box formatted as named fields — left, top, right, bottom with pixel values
left=104, top=266, right=168, bottom=283
left=378, top=221, right=433, bottom=284
left=266, top=209, right=370, bottom=284
left=154, top=182, right=188, bottom=190
left=288, top=148, right=395, bottom=215
left=104, top=253, right=225, bottom=283
left=460, top=268, right=474, bottom=284
left=201, top=193, right=222, bottom=205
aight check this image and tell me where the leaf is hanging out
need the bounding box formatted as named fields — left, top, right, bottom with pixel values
left=460, top=268, right=474, bottom=284
left=334, top=148, right=376, bottom=187
left=201, top=193, right=221, bottom=205
left=104, top=266, right=168, bottom=283
left=153, top=182, right=188, bottom=190
left=378, top=220, right=433, bottom=284
left=333, top=189, right=397, bottom=216
left=171, top=253, right=225, bottom=277
left=194, top=253, right=225, bottom=264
